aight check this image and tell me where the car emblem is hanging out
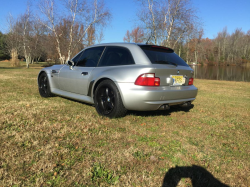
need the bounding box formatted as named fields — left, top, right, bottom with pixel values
left=177, top=70, right=180, bottom=75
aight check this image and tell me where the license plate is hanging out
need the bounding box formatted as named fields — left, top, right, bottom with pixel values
left=171, top=75, right=185, bottom=85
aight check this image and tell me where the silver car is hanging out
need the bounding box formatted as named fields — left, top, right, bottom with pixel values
left=38, top=43, right=198, bottom=118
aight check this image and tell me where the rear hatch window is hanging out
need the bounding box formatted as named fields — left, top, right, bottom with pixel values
left=139, top=45, right=189, bottom=67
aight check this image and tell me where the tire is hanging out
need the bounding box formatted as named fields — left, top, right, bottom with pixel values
left=38, top=72, right=53, bottom=98
left=94, top=80, right=127, bottom=118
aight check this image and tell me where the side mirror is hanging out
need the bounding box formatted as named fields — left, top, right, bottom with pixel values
left=67, top=60, right=74, bottom=67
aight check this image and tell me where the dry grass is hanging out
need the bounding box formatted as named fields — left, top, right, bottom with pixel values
left=0, top=65, right=249, bottom=186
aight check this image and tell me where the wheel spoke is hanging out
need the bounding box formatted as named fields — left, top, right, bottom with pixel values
left=110, top=99, right=115, bottom=107
left=44, top=77, right=47, bottom=89
left=39, top=79, right=43, bottom=89
left=106, top=88, right=109, bottom=97
left=109, top=94, right=114, bottom=100
left=96, top=86, right=115, bottom=115
left=107, top=102, right=113, bottom=109
left=39, top=76, right=47, bottom=94
left=102, top=100, right=109, bottom=113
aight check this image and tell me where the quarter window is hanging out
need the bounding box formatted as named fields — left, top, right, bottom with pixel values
left=98, top=47, right=135, bottom=66
left=72, top=47, right=105, bottom=67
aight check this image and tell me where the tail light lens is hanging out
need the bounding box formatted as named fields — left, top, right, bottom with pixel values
left=188, top=77, right=194, bottom=85
left=135, top=73, right=160, bottom=86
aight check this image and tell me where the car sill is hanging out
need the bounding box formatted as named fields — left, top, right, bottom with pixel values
left=52, top=88, right=94, bottom=104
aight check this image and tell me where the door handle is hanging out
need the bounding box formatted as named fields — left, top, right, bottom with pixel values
left=81, top=72, right=88, bottom=76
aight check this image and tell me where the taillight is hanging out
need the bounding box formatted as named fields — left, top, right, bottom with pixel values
left=188, top=77, right=194, bottom=85
left=135, top=73, right=160, bottom=86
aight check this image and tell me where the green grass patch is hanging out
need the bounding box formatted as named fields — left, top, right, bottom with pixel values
left=0, top=65, right=249, bottom=186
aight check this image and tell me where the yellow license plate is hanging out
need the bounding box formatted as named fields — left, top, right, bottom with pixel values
left=171, top=75, right=185, bottom=85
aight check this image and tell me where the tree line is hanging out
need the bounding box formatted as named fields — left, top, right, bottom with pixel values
left=123, top=0, right=250, bottom=66
left=0, top=0, right=249, bottom=67
left=0, top=0, right=110, bottom=68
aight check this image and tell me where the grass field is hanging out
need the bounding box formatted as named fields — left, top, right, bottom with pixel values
left=0, top=61, right=249, bottom=186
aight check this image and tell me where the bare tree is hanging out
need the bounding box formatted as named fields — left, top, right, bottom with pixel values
left=96, top=29, right=104, bottom=44
left=212, top=27, right=250, bottom=65
left=5, top=14, right=22, bottom=67
left=136, top=0, right=160, bottom=44
left=38, top=0, right=111, bottom=64
left=123, top=27, right=144, bottom=43
left=6, top=6, right=49, bottom=68
left=32, top=20, right=48, bottom=63
left=182, top=27, right=250, bottom=66
left=136, top=0, right=200, bottom=48
left=52, top=18, right=84, bottom=61
left=244, top=30, right=250, bottom=61
left=217, top=27, right=229, bottom=62
left=147, top=0, right=158, bottom=44
left=160, top=0, right=199, bottom=48
left=16, top=4, right=47, bottom=68
left=19, top=5, right=33, bottom=68
left=131, top=27, right=144, bottom=43
left=86, top=25, right=95, bottom=47
left=193, top=28, right=204, bottom=63
left=123, top=30, right=131, bottom=42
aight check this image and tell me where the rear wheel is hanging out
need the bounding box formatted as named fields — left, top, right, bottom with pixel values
left=94, top=80, right=127, bottom=118
left=38, top=72, right=53, bottom=98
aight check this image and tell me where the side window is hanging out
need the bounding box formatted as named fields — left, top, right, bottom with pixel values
left=73, top=47, right=105, bottom=67
left=72, top=51, right=83, bottom=64
left=98, top=47, right=135, bottom=67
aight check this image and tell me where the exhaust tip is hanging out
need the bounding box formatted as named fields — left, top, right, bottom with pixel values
left=158, top=104, right=170, bottom=110
left=180, top=101, right=192, bottom=107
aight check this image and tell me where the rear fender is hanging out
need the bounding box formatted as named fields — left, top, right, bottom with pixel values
left=90, top=77, right=127, bottom=108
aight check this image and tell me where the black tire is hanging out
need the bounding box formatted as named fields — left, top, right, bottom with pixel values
left=38, top=72, right=53, bottom=98
left=94, top=80, right=127, bottom=118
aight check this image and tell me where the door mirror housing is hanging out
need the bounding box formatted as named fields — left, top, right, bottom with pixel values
left=67, top=60, right=74, bottom=67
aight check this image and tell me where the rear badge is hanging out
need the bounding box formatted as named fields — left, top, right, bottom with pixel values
left=177, top=70, right=180, bottom=75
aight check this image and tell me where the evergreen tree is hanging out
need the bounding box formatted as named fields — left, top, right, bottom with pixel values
left=0, top=32, right=10, bottom=60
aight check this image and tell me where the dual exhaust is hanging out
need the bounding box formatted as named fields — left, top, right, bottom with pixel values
left=180, top=101, right=192, bottom=107
left=158, top=101, right=192, bottom=110
left=158, top=104, right=170, bottom=110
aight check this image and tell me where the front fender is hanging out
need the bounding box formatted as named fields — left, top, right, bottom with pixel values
left=37, top=67, right=52, bottom=85
left=37, top=65, right=65, bottom=89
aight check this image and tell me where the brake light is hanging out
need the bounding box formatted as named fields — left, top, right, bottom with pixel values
left=135, top=73, right=160, bottom=86
left=151, top=45, right=174, bottom=52
left=188, top=77, right=194, bottom=85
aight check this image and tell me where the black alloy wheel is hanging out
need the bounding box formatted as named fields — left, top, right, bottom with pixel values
left=38, top=72, right=53, bottom=98
left=94, top=80, right=127, bottom=118
left=97, top=86, right=115, bottom=114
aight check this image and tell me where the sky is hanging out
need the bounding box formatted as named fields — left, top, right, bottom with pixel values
left=0, top=0, right=249, bottom=43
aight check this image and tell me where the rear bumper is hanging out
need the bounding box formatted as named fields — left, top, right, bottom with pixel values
left=116, top=83, right=198, bottom=111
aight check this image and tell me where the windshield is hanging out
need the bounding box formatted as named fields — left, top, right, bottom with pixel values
left=140, top=45, right=189, bottom=67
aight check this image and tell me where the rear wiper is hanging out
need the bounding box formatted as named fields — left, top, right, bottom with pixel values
left=154, top=60, right=178, bottom=67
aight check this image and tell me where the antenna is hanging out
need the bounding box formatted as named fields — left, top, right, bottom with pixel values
left=146, top=31, right=154, bottom=45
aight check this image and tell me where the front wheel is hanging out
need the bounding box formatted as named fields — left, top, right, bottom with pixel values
left=94, top=80, right=127, bottom=118
left=38, top=72, right=53, bottom=98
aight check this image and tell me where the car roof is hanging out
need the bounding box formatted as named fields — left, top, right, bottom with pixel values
left=88, top=42, right=144, bottom=47
left=88, top=42, right=174, bottom=51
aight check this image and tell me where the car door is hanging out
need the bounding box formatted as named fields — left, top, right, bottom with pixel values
left=58, top=46, right=105, bottom=95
